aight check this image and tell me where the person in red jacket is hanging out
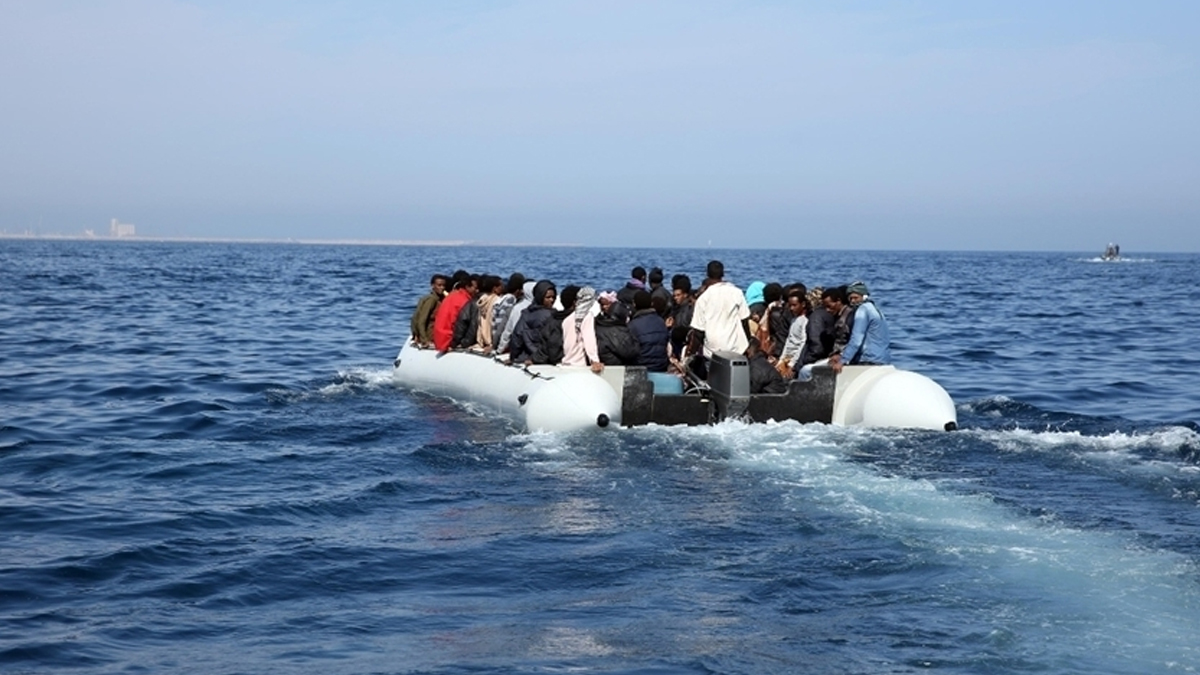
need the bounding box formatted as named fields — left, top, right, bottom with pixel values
left=432, top=276, right=478, bottom=352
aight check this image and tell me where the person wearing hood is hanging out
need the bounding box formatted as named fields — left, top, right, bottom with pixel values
left=627, top=290, right=670, bottom=372
left=497, top=279, right=536, bottom=354
left=509, top=280, right=557, bottom=364
left=595, top=291, right=640, bottom=366
left=744, top=280, right=767, bottom=326
left=830, top=281, right=890, bottom=373
left=560, top=286, right=603, bottom=372
left=531, top=285, right=579, bottom=365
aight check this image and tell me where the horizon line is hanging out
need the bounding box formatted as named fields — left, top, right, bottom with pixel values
left=0, top=232, right=1171, bottom=254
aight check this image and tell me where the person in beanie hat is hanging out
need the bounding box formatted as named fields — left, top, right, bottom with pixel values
left=830, top=280, right=890, bottom=372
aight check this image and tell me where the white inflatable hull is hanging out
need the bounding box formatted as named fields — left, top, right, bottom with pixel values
left=392, top=342, right=622, bottom=433
left=393, top=341, right=957, bottom=433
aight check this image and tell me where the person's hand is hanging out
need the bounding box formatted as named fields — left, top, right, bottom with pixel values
left=829, top=354, right=843, bottom=374
left=590, top=361, right=604, bottom=374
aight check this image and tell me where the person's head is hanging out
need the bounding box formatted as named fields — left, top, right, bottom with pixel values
left=575, top=286, right=596, bottom=315
left=430, top=274, right=448, bottom=295
left=560, top=285, right=580, bottom=310
left=633, top=289, right=652, bottom=311
left=450, top=269, right=470, bottom=290
left=846, top=281, right=869, bottom=305
left=505, top=273, right=526, bottom=296
left=598, top=290, right=618, bottom=316
left=763, top=282, right=783, bottom=304
left=488, top=275, right=505, bottom=295
left=785, top=282, right=808, bottom=299
left=533, top=280, right=557, bottom=308
left=786, top=290, right=809, bottom=317
left=631, top=266, right=646, bottom=282
left=671, top=275, right=692, bottom=305
left=706, top=260, right=724, bottom=281
left=648, top=267, right=664, bottom=287
left=745, top=336, right=763, bottom=357
left=651, top=294, right=668, bottom=316
left=822, top=286, right=848, bottom=313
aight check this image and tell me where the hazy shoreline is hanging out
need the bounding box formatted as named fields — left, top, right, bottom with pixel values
left=0, top=233, right=576, bottom=247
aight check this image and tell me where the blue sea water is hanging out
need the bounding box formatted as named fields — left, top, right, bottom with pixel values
left=2, top=239, right=1199, bottom=674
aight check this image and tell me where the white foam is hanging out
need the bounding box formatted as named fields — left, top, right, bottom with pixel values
left=706, top=422, right=1200, bottom=667
left=505, top=420, right=1200, bottom=668
left=973, top=425, right=1198, bottom=452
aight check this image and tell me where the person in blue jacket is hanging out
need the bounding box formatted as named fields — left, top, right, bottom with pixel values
left=626, top=290, right=670, bottom=372
left=830, top=281, right=890, bottom=373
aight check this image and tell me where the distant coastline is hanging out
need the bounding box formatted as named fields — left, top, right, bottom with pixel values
left=0, top=233, right=578, bottom=247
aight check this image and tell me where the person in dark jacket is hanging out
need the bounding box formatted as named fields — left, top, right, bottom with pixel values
left=648, top=267, right=672, bottom=317
left=746, top=337, right=788, bottom=394
left=595, top=291, right=640, bottom=366
left=531, top=285, right=579, bottom=365
left=767, top=282, right=801, bottom=360
left=509, top=280, right=557, bottom=364
left=616, top=266, right=646, bottom=311
left=801, top=300, right=835, bottom=366
left=667, top=274, right=694, bottom=358
left=627, top=290, right=670, bottom=372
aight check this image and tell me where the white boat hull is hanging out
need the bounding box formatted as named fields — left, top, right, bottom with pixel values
left=393, top=340, right=957, bottom=433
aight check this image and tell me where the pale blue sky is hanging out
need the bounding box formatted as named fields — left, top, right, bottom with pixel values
left=2, top=1, right=1197, bottom=250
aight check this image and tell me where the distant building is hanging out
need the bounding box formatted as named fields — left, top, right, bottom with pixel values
left=110, top=218, right=135, bottom=237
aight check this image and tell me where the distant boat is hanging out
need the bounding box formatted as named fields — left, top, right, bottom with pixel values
left=1102, top=243, right=1121, bottom=261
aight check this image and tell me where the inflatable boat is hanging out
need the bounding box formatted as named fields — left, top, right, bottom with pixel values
left=393, top=340, right=958, bottom=433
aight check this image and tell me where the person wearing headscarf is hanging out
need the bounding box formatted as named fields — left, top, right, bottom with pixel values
left=561, top=286, right=603, bottom=372
left=744, top=281, right=767, bottom=320
left=595, top=291, right=640, bottom=366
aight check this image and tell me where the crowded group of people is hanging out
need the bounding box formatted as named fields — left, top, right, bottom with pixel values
left=408, top=260, right=891, bottom=394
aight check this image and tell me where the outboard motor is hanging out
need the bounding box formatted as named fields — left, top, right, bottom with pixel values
left=707, top=350, right=750, bottom=421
